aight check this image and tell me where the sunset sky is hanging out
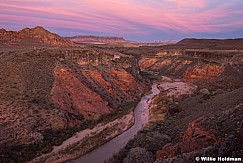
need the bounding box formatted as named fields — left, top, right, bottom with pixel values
left=0, top=0, right=243, bottom=41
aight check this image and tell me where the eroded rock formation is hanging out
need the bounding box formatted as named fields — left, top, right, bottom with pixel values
left=156, top=117, right=222, bottom=159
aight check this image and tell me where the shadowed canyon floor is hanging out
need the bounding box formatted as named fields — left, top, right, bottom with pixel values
left=0, top=27, right=243, bottom=163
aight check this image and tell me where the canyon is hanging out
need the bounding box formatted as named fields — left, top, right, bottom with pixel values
left=0, top=27, right=242, bottom=163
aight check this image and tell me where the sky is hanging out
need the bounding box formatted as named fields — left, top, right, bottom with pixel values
left=0, top=0, right=243, bottom=41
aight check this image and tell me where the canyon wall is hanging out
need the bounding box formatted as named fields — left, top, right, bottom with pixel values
left=0, top=48, right=149, bottom=162
left=139, top=50, right=243, bottom=89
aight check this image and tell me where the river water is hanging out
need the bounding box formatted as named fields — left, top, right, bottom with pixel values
left=71, top=83, right=160, bottom=163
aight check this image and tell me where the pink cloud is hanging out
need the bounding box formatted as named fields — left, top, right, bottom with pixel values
left=77, top=0, right=242, bottom=34
left=0, top=0, right=242, bottom=37
left=0, top=2, right=147, bottom=35
left=165, top=0, right=206, bottom=8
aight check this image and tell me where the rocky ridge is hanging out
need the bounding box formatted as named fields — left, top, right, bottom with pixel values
left=176, top=38, right=243, bottom=50
left=0, top=26, right=74, bottom=46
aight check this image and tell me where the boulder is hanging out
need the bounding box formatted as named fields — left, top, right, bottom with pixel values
left=199, top=88, right=210, bottom=95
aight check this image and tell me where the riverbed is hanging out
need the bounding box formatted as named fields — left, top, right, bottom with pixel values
left=71, top=83, right=160, bottom=163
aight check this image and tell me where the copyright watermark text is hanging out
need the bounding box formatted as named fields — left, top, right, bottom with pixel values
left=195, top=156, right=242, bottom=162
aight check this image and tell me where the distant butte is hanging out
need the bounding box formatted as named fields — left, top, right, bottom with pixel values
left=66, top=35, right=127, bottom=44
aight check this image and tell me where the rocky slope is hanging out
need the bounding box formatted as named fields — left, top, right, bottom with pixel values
left=0, top=47, right=149, bottom=162
left=0, top=26, right=74, bottom=46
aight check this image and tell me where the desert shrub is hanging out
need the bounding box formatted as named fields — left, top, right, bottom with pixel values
left=168, top=106, right=181, bottom=116
left=123, top=147, right=154, bottom=163
left=31, top=98, right=39, bottom=104
left=144, top=132, right=171, bottom=153
left=203, top=94, right=211, bottom=100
